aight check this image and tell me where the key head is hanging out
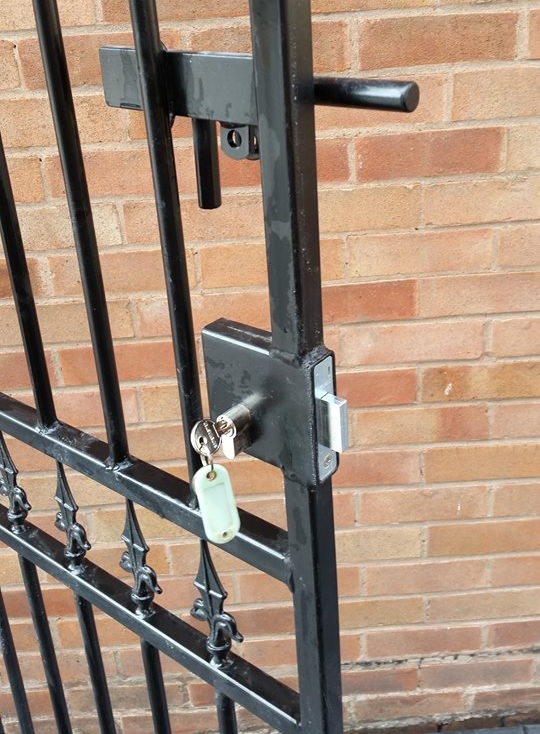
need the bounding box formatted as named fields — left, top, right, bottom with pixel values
left=191, top=419, right=222, bottom=457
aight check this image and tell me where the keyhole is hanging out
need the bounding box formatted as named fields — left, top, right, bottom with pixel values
left=227, top=129, right=242, bottom=149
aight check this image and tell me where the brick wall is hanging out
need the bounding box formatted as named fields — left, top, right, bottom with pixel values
left=0, top=0, right=539, bottom=732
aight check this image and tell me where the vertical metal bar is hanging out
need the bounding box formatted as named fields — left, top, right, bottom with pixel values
left=0, top=132, right=57, bottom=428
left=0, top=587, right=36, bottom=734
left=249, top=0, right=324, bottom=358
left=284, top=478, right=343, bottom=733
left=192, top=119, right=222, bottom=210
left=140, top=640, right=172, bottom=734
left=75, top=596, right=117, bottom=734
left=127, top=0, right=203, bottom=479
left=216, top=691, right=238, bottom=733
left=19, top=558, right=73, bottom=734
left=31, top=0, right=129, bottom=466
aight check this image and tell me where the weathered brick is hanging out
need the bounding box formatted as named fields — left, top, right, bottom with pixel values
left=425, top=443, right=540, bottom=483
left=336, top=526, right=422, bottom=563
left=339, top=597, right=423, bottom=629
left=492, top=483, right=540, bottom=518
left=529, top=9, right=540, bottom=59
left=102, top=0, right=248, bottom=21
left=6, top=155, right=44, bottom=203
left=491, top=556, right=540, bottom=588
left=352, top=405, right=488, bottom=446
left=419, top=658, right=533, bottom=690
left=335, top=449, right=421, bottom=487
left=358, top=13, right=517, bottom=69
left=337, top=369, right=416, bottom=408
left=0, top=0, right=95, bottom=30
left=424, top=175, right=540, bottom=227
left=341, top=320, right=484, bottom=367
left=361, top=485, right=488, bottom=524
left=498, top=223, right=540, bottom=269
left=366, top=626, right=482, bottom=660
left=428, top=518, right=540, bottom=557
left=488, top=620, right=540, bottom=650
left=453, top=67, right=540, bottom=120
left=346, top=228, right=493, bottom=278
left=507, top=124, right=540, bottom=172
left=422, top=362, right=540, bottom=402
left=0, top=40, right=19, bottom=90
left=353, top=691, right=466, bottom=722
left=418, top=271, right=540, bottom=317
left=323, top=280, right=416, bottom=324
left=17, top=33, right=134, bottom=89
left=356, top=128, right=503, bottom=182
left=491, top=403, right=540, bottom=440
left=0, top=97, right=56, bottom=148
left=428, top=588, right=540, bottom=623
left=365, top=559, right=488, bottom=596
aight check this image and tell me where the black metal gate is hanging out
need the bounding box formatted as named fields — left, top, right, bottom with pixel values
left=0, top=1, right=418, bottom=731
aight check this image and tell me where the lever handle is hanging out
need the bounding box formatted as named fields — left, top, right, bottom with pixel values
left=314, top=78, right=419, bottom=113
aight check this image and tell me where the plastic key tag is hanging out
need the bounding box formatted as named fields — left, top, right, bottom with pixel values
left=192, top=463, right=241, bottom=545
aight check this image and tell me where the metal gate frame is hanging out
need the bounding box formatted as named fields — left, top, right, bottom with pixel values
left=0, top=1, right=418, bottom=732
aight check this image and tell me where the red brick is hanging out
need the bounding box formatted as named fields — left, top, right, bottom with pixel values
left=530, top=9, right=540, bottom=59
left=0, top=41, right=19, bottom=90
left=492, top=316, right=540, bottom=357
left=102, top=0, right=247, bottom=22
left=313, top=0, right=431, bottom=10
left=352, top=405, right=488, bottom=446
left=336, top=526, right=422, bottom=564
left=472, top=686, right=540, bottom=714
left=507, top=124, right=540, bottom=172
left=335, top=449, right=421, bottom=487
left=53, top=386, right=138, bottom=427
left=491, top=556, right=540, bottom=587
left=419, top=271, right=540, bottom=317
left=357, top=128, right=503, bottom=182
left=428, top=518, right=540, bottom=557
left=347, top=228, right=493, bottom=279
left=18, top=33, right=134, bottom=89
left=1, top=0, right=95, bottom=30
left=47, top=249, right=176, bottom=297
left=337, top=369, right=416, bottom=408
left=492, top=483, right=540, bottom=517
left=424, top=175, right=540, bottom=227
left=365, top=559, right=487, bottom=596
left=422, top=362, right=540, bottom=402
left=429, top=588, right=540, bottom=623
left=366, top=625, right=482, bottom=660
left=488, top=620, right=540, bottom=650
left=341, top=597, right=423, bottom=629
left=354, top=691, right=466, bottom=722
left=340, top=320, right=483, bottom=367
left=342, top=666, right=418, bottom=696
left=124, top=195, right=266, bottom=244
left=361, top=485, right=488, bottom=524
left=498, top=224, right=540, bottom=269
left=358, top=13, right=517, bottom=69
left=0, top=97, right=56, bottom=148
left=453, top=67, right=540, bottom=120
left=17, top=203, right=122, bottom=252
left=491, top=403, right=540, bottom=440
left=419, top=658, right=533, bottom=690
left=6, top=155, right=44, bottom=203
left=319, top=184, right=421, bottom=233
left=323, top=280, right=415, bottom=324
left=426, top=443, right=540, bottom=483
left=122, top=709, right=219, bottom=734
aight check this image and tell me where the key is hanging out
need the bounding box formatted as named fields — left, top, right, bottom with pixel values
left=190, top=418, right=231, bottom=459
left=192, top=463, right=240, bottom=544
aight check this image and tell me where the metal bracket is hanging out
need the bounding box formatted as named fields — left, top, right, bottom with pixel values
left=202, top=319, right=347, bottom=485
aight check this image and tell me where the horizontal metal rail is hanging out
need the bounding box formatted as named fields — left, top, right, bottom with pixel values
left=0, top=394, right=290, bottom=586
left=0, top=505, right=300, bottom=734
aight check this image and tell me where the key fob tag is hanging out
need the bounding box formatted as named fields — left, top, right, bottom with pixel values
left=192, top=464, right=240, bottom=544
